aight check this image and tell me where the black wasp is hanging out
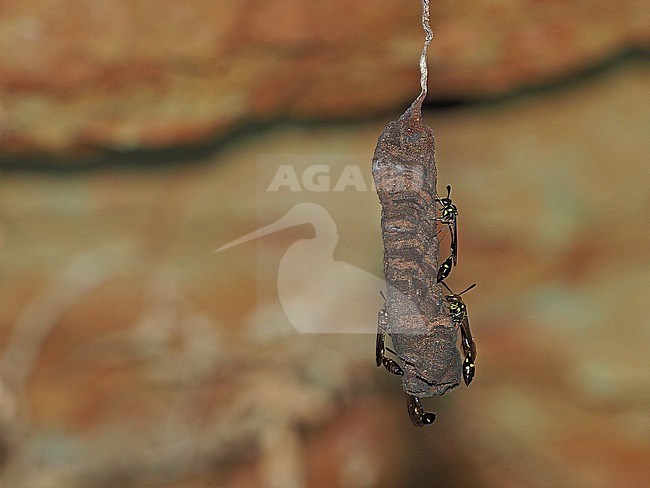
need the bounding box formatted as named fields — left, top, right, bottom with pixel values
left=375, top=292, right=438, bottom=426
left=375, top=292, right=405, bottom=376
left=442, top=281, right=477, bottom=386
left=435, top=185, right=458, bottom=282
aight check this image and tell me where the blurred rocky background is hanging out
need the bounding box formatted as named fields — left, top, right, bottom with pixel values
left=0, top=1, right=649, bottom=487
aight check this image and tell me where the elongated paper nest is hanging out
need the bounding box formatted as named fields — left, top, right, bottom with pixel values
left=372, top=101, right=461, bottom=396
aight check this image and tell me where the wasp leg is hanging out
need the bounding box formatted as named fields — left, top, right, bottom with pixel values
left=407, top=394, right=436, bottom=427
left=376, top=307, right=404, bottom=376
left=459, top=318, right=477, bottom=386
left=385, top=346, right=442, bottom=388
left=450, top=219, right=458, bottom=266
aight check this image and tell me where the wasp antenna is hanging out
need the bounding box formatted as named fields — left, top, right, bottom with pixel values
left=441, top=281, right=453, bottom=294
left=459, top=283, right=477, bottom=295
left=446, top=184, right=452, bottom=198
left=380, top=290, right=386, bottom=301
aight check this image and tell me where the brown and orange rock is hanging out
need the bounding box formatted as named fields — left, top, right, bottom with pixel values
left=0, top=0, right=647, bottom=160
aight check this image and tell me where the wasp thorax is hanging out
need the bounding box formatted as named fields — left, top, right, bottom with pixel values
left=445, top=297, right=466, bottom=322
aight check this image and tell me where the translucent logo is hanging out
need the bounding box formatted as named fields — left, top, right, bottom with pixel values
left=217, top=202, right=385, bottom=334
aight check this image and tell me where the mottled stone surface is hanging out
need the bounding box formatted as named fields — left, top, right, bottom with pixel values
left=0, top=62, right=648, bottom=486
left=0, top=0, right=647, bottom=159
